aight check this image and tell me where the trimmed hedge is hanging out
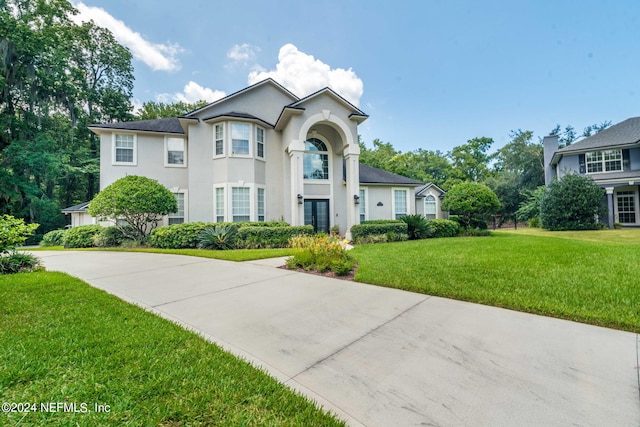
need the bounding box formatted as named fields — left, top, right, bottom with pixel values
left=63, top=225, right=103, bottom=248
left=236, top=225, right=314, bottom=249
left=93, top=226, right=133, bottom=247
left=350, top=223, right=408, bottom=244
left=361, top=219, right=403, bottom=224
left=41, top=229, right=67, bottom=246
left=149, top=222, right=211, bottom=249
left=149, top=221, right=310, bottom=249
left=426, top=219, right=460, bottom=238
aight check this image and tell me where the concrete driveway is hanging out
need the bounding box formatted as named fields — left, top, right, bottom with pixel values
left=36, top=251, right=639, bottom=427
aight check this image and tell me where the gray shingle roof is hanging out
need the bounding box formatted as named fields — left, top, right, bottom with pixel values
left=62, top=201, right=90, bottom=213
left=558, top=116, right=640, bottom=153
left=89, top=118, right=184, bottom=134
left=202, top=111, right=274, bottom=128
left=358, top=163, right=423, bottom=185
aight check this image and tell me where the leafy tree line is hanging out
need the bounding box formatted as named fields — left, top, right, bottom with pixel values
left=359, top=121, right=609, bottom=224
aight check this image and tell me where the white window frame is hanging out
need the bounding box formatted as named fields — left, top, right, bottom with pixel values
left=586, top=149, right=622, bottom=174
left=424, top=195, right=437, bottom=219
left=214, top=124, right=225, bottom=158
left=256, top=127, right=265, bottom=160
left=112, top=133, right=137, bottom=166
left=616, top=190, right=637, bottom=224
left=359, top=188, right=368, bottom=222
left=214, top=186, right=225, bottom=222
left=257, top=187, right=265, bottom=222
left=392, top=188, right=409, bottom=219
left=230, top=122, right=251, bottom=157
left=165, top=137, right=186, bottom=167
left=303, top=136, right=331, bottom=181
left=231, top=186, right=251, bottom=222
left=168, top=191, right=187, bottom=224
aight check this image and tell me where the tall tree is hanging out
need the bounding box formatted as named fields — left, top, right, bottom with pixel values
left=448, top=137, right=494, bottom=182
left=135, top=100, right=208, bottom=120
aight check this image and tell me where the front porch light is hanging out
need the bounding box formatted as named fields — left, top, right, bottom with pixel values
left=297, top=194, right=303, bottom=204
left=353, top=194, right=360, bottom=205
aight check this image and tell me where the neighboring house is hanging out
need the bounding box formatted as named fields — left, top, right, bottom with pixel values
left=80, top=78, right=440, bottom=237
left=62, top=202, right=94, bottom=227
left=414, top=183, right=447, bottom=219
left=543, top=116, right=640, bottom=228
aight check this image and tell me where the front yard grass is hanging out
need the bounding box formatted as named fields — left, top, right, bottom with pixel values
left=351, top=229, right=640, bottom=333
left=0, top=271, right=344, bottom=427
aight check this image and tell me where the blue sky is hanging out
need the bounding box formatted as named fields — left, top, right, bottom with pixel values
left=72, top=0, right=640, bottom=153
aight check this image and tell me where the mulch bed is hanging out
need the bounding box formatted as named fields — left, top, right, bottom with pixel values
left=278, top=265, right=357, bottom=281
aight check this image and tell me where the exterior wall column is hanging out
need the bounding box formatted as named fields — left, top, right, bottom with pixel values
left=605, top=187, right=615, bottom=229
left=288, top=143, right=305, bottom=226
left=344, top=149, right=360, bottom=240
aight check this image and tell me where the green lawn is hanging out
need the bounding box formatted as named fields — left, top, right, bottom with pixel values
left=0, top=272, right=344, bottom=427
left=30, top=246, right=295, bottom=262
left=351, top=229, right=640, bottom=333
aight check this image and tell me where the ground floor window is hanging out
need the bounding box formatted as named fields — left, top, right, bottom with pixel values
left=168, top=193, right=185, bottom=224
left=215, top=187, right=225, bottom=222
left=393, top=189, right=408, bottom=219
left=257, top=188, right=265, bottom=222
left=232, top=187, right=250, bottom=222
left=617, top=191, right=636, bottom=223
left=424, top=195, right=437, bottom=219
left=359, top=189, right=367, bottom=222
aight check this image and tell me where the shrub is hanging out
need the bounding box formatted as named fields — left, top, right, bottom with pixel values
left=149, top=222, right=211, bottom=249
left=198, top=225, right=238, bottom=250
left=287, top=234, right=355, bottom=276
left=361, top=219, right=403, bottom=224
left=63, top=225, right=102, bottom=248
left=401, top=214, right=430, bottom=240
left=0, top=251, right=41, bottom=274
left=236, top=225, right=314, bottom=249
left=0, top=215, right=39, bottom=253
left=93, top=226, right=132, bottom=247
left=350, top=223, right=408, bottom=244
left=540, top=173, right=605, bottom=231
left=40, top=229, right=67, bottom=246
left=426, top=219, right=460, bottom=238
left=528, top=217, right=541, bottom=228
left=442, top=182, right=500, bottom=229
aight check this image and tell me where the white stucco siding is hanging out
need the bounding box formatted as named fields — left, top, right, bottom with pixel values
left=187, top=123, right=214, bottom=222
left=365, top=187, right=394, bottom=220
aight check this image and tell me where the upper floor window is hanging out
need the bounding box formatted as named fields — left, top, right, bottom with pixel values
left=303, top=138, right=329, bottom=180
left=166, top=137, right=185, bottom=166
left=256, top=127, right=265, bottom=159
left=425, top=195, right=437, bottom=219
left=231, top=123, right=250, bottom=155
left=113, top=134, right=136, bottom=165
left=586, top=149, right=622, bottom=173
left=215, top=124, right=224, bottom=156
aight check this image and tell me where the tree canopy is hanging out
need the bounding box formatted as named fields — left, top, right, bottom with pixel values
left=88, top=176, right=178, bottom=240
left=441, top=182, right=500, bottom=229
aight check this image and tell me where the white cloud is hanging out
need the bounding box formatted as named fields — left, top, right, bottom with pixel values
left=71, top=2, right=181, bottom=71
left=227, top=43, right=259, bottom=62
left=158, top=81, right=226, bottom=104
left=248, top=44, right=364, bottom=107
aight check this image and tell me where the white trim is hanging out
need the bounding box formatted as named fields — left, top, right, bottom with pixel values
left=392, top=187, right=410, bottom=219
left=167, top=189, right=188, bottom=224
left=213, top=123, right=225, bottom=159
left=214, top=185, right=225, bottom=222
left=112, top=133, right=137, bottom=166
left=359, top=187, right=368, bottom=222
left=164, top=136, right=187, bottom=168
left=256, top=185, right=266, bottom=221
left=585, top=149, right=623, bottom=174
left=424, top=194, right=437, bottom=219
left=256, top=126, right=266, bottom=161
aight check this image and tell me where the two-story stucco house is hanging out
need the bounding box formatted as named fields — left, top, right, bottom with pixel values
left=82, top=79, right=446, bottom=236
left=543, top=116, right=640, bottom=228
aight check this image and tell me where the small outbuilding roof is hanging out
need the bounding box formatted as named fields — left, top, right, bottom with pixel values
left=62, top=201, right=90, bottom=213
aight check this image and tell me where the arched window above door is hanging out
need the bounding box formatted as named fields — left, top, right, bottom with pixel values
left=303, top=137, right=329, bottom=180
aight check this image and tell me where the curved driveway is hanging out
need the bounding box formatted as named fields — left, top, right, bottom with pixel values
left=37, top=251, right=639, bottom=427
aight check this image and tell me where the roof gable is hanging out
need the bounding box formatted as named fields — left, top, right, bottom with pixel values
left=288, top=87, right=367, bottom=117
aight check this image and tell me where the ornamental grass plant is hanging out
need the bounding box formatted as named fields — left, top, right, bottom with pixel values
left=286, top=234, right=355, bottom=276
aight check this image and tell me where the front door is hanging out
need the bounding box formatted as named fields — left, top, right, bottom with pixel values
left=304, top=199, right=330, bottom=233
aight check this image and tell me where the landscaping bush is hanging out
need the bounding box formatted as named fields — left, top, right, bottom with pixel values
left=40, top=229, right=67, bottom=246
left=361, top=219, right=403, bottom=224
left=350, top=222, right=408, bottom=244
left=93, top=226, right=132, bottom=247
left=236, top=225, right=314, bottom=249
left=426, top=219, right=460, bottom=238
left=63, top=225, right=102, bottom=248
left=540, top=173, right=605, bottom=231
left=0, top=215, right=39, bottom=253
left=198, top=225, right=238, bottom=250
left=286, top=234, right=355, bottom=276
left=149, top=222, right=211, bottom=248
left=0, top=252, right=41, bottom=274
left=401, top=214, right=430, bottom=240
